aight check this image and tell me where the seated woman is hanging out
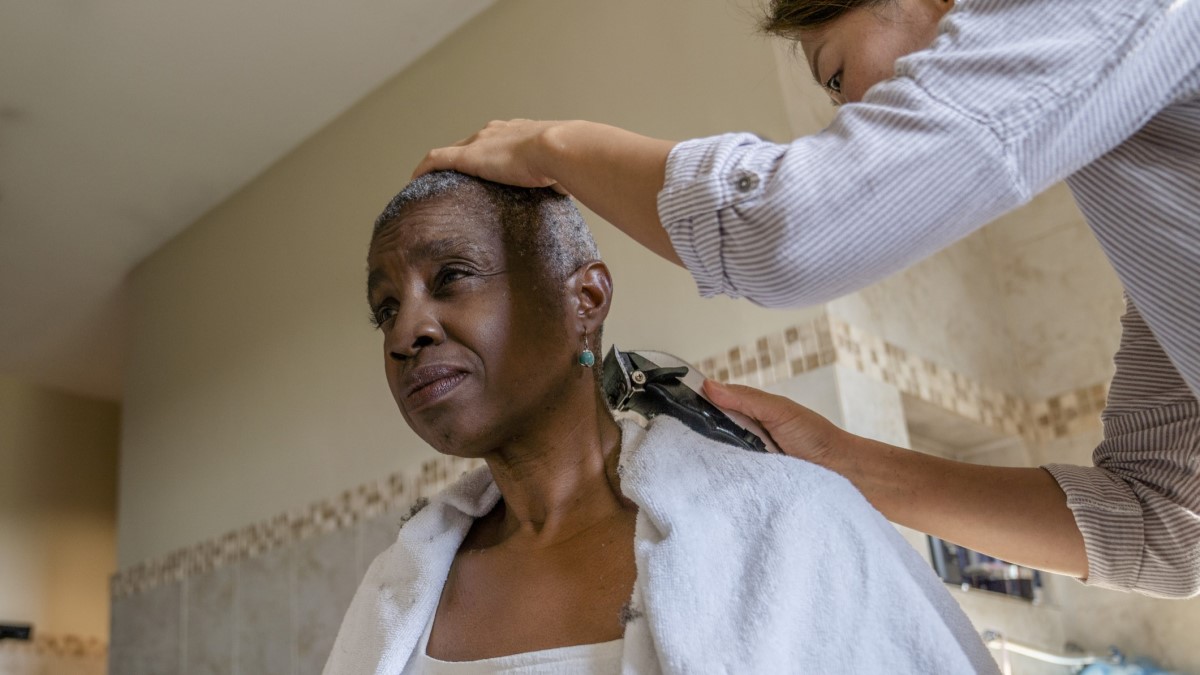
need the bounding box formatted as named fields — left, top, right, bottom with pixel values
left=325, top=171, right=996, bottom=674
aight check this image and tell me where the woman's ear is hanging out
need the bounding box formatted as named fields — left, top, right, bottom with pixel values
left=570, top=261, right=613, bottom=333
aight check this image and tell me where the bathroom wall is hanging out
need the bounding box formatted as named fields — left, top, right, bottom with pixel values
left=0, top=375, right=118, bottom=673
left=983, top=183, right=1127, bottom=401
left=827, top=228, right=1024, bottom=394
left=119, top=0, right=824, bottom=569
left=107, top=462, right=469, bottom=675
left=823, top=183, right=1127, bottom=405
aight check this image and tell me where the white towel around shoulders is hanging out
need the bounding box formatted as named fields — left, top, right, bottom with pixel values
left=324, top=417, right=998, bottom=674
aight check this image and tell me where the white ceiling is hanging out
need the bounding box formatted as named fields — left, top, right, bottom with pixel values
left=0, top=0, right=496, bottom=401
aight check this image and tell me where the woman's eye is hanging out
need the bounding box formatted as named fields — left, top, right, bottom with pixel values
left=369, top=305, right=397, bottom=329
left=825, top=70, right=843, bottom=94
left=435, top=266, right=471, bottom=288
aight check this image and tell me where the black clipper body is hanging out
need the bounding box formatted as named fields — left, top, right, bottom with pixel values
left=601, top=346, right=772, bottom=454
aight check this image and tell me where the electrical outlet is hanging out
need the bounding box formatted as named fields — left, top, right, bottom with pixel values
left=0, top=624, right=32, bottom=640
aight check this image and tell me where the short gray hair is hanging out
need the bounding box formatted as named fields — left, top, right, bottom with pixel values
left=372, top=171, right=600, bottom=283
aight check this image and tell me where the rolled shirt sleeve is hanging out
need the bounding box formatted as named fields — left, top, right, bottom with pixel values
left=1045, top=301, right=1200, bottom=599
left=1045, top=408, right=1200, bottom=598
left=658, top=86, right=1018, bottom=308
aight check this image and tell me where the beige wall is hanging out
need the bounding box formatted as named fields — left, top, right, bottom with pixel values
left=0, top=376, right=119, bottom=640
left=828, top=229, right=1025, bottom=394
left=119, top=0, right=829, bottom=566
left=983, top=183, right=1126, bottom=401
left=825, top=187, right=1126, bottom=402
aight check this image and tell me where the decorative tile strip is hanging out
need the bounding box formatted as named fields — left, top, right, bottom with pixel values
left=110, top=454, right=483, bottom=600
left=1027, top=384, right=1109, bottom=442
left=0, top=633, right=107, bottom=658
left=696, top=311, right=1106, bottom=444
left=696, top=314, right=836, bottom=389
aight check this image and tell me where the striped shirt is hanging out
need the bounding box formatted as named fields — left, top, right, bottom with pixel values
left=657, top=0, right=1200, bottom=598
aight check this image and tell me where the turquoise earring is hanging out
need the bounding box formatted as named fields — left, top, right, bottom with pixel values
left=579, top=335, right=596, bottom=367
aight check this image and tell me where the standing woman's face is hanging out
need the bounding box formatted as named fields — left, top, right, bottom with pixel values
left=800, top=0, right=953, bottom=105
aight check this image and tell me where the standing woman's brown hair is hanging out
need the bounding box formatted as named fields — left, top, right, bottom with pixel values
left=759, top=0, right=892, bottom=35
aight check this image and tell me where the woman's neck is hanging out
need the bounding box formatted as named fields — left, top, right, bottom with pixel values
left=481, top=394, right=629, bottom=546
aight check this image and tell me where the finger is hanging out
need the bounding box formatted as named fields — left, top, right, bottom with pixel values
left=703, top=380, right=794, bottom=427
left=549, top=182, right=570, bottom=196
left=410, top=147, right=458, bottom=180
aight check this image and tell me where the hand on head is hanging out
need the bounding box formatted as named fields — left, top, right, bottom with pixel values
left=412, top=119, right=571, bottom=195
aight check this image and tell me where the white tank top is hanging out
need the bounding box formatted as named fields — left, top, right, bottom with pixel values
left=399, top=611, right=624, bottom=675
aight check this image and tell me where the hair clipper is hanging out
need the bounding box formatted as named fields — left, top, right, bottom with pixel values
left=601, top=345, right=779, bottom=454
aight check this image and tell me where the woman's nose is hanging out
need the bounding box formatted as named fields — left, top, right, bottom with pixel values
left=386, top=306, right=445, bottom=361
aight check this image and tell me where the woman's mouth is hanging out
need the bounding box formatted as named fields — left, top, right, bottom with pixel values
left=403, top=367, right=469, bottom=411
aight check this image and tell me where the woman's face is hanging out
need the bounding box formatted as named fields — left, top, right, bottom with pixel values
left=366, top=197, right=581, bottom=456
left=800, top=0, right=951, bottom=105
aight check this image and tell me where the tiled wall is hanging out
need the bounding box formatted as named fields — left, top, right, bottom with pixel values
left=106, top=312, right=1114, bottom=673
left=106, top=455, right=481, bottom=675
left=0, top=635, right=106, bottom=675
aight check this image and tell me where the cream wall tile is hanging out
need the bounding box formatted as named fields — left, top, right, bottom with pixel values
left=296, top=527, right=361, bottom=674
left=834, top=365, right=910, bottom=447
left=828, top=229, right=1023, bottom=394
left=235, top=549, right=293, bottom=675
left=762, top=366, right=844, bottom=428
left=109, top=580, right=181, bottom=675
left=1028, top=430, right=1103, bottom=468
left=904, top=396, right=1014, bottom=451
left=359, top=507, right=410, bottom=578
left=954, top=438, right=1033, bottom=468
left=184, top=565, right=235, bottom=675
left=988, top=218, right=1125, bottom=401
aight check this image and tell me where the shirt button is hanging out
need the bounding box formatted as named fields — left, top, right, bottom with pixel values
left=734, top=172, right=759, bottom=193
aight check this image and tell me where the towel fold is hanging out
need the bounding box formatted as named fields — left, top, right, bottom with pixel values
left=325, top=417, right=997, bottom=674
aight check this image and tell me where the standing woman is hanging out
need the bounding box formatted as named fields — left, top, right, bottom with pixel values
left=414, top=0, right=1200, bottom=598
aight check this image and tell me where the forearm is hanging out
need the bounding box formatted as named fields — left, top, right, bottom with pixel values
left=538, top=121, right=682, bottom=266
left=833, top=435, right=1089, bottom=579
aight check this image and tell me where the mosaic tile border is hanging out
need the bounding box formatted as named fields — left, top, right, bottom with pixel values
left=112, top=312, right=1106, bottom=599
left=695, top=311, right=1107, bottom=444
left=0, top=633, right=107, bottom=659
left=110, top=455, right=483, bottom=600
